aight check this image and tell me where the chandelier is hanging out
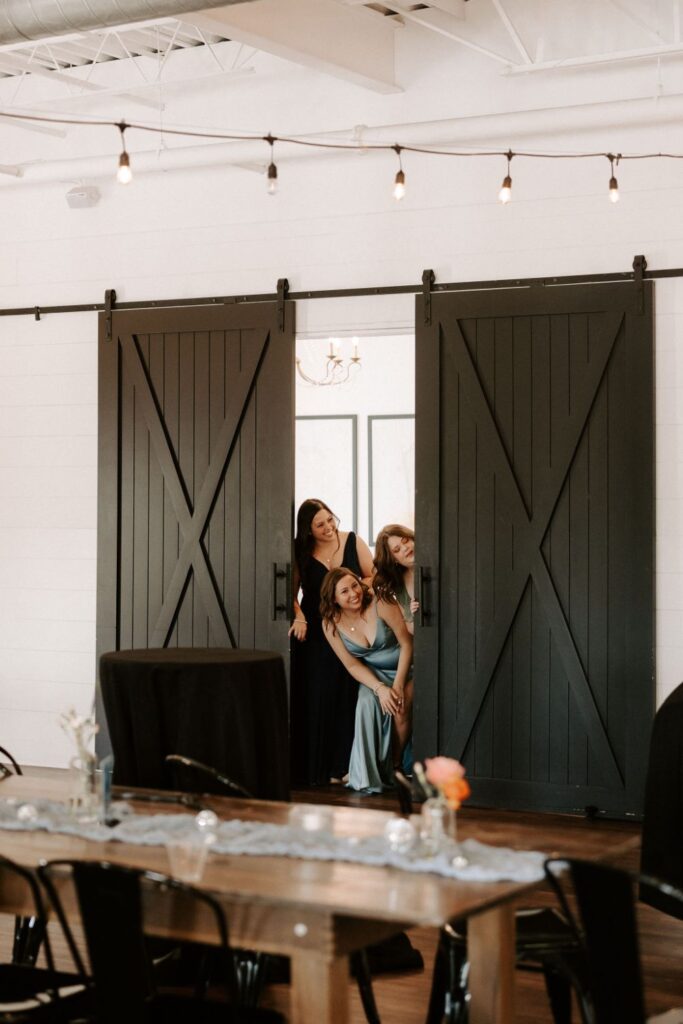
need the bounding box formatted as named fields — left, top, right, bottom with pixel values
left=296, top=337, right=361, bottom=387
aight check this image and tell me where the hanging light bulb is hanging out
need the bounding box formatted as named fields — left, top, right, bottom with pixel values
left=498, top=150, right=513, bottom=204
left=265, top=135, right=277, bottom=195
left=117, top=151, right=132, bottom=185
left=608, top=154, right=620, bottom=203
left=392, top=145, right=406, bottom=200
left=116, top=123, right=132, bottom=185
left=267, top=161, right=278, bottom=195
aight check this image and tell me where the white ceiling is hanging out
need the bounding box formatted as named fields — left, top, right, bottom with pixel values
left=0, top=0, right=681, bottom=180
left=0, top=0, right=681, bottom=108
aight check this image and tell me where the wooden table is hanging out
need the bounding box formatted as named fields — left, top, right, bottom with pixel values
left=0, top=774, right=639, bottom=1024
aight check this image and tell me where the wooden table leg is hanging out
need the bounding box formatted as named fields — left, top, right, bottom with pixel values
left=290, top=951, right=349, bottom=1024
left=467, top=903, right=515, bottom=1024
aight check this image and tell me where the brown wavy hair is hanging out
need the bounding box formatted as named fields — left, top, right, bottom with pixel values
left=373, top=524, right=414, bottom=603
left=319, top=567, right=373, bottom=635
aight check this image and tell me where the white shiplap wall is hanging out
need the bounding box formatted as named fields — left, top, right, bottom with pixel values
left=0, top=314, right=97, bottom=766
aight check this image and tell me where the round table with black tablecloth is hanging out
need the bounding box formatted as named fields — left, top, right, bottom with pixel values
left=99, top=648, right=289, bottom=801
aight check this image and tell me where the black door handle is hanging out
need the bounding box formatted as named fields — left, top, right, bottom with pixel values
left=415, top=566, right=433, bottom=627
left=272, top=562, right=289, bottom=620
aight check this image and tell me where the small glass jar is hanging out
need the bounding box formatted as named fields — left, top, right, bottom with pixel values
left=419, top=797, right=452, bottom=856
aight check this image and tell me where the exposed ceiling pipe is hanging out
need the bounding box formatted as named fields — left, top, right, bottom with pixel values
left=0, top=1, right=255, bottom=46
left=6, top=89, right=683, bottom=187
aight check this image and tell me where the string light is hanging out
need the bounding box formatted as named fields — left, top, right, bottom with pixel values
left=0, top=107, right=681, bottom=204
left=266, top=134, right=277, bottom=195
left=608, top=153, right=620, bottom=203
left=116, top=122, right=132, bottom=185
left=393, top=145, right=406, bottom=201
left=498, top=150, right=512, bottom=204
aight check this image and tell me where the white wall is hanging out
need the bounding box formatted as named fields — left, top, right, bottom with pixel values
left=295, top=330, right=415, bottom=547
left=0, top=313, right=97, bottom=766
left=1, top=35, right=682, bottom=764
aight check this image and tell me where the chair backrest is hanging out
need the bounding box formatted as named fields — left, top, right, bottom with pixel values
left=544, top=857, right=683, bottom=1024
left=165, top=754, right=253, bottom=799
left=393, top=769, right=414, bottom=816
left=0, top=745, right=22, bottom=777
left=640, top=681, right=683, bottom=919
left=39, top=859, right=238, bottom=1024
left=0, top=854, right=56, bottom=972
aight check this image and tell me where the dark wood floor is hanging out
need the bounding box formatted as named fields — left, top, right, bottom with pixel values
left=3, top=773, right=681, bottom=1022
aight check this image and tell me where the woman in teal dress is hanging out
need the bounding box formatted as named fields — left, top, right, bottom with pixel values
left=320, top=567, right=413, bottom=793
left=373, top=524, right=419, bottom=633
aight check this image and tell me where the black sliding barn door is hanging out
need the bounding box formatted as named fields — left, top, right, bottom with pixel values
left=97, top=300, right=294, bottom=671
left=415, top=282, right=654, bottom=817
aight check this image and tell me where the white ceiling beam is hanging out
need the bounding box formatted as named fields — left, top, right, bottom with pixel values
left=187, top=0, right=401, bottom=93
left=605, top=0, right=664, bottom=44
left=0, top=163, right=22, bottom=176
left=2, top=65, right=254, bottom=112
left=0, top=49, right=162, bottom=109
left=42, top=41, right=108, bottom=63
left=392, top=6, right=515, bottom=65
left=385, top=0, right=466, bottom=13
left=0, top=50, right=105, bottom=89
left=424, top=0, right=467, bottom=17
left=490, top=0, right=531, bottom=64
left=0, top=17, right=177, bottom=54
left=506, top=39, right=683, bottom=73
left=0, top=112, right=65, bottom=137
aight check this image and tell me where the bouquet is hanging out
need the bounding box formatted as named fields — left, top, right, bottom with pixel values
left=415, top=756, right=471, bottom=810
left=59, top=708, right=99, bottom=772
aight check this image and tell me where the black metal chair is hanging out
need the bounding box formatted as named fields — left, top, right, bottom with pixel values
left=0, top=747, right=47, bottom=970
left=164, top=752, right=383, bottom=1023
left=0, top=745, right=21, bottom=779
left=391, top=772, right=589, bottom=1024
left=544, top=858, right=683, bottom=1024
left=164, top=754, right=253, bottom=799
left=0, top=854, right=91, bottom=1023
left=39, top=859, right=285, bottom=1024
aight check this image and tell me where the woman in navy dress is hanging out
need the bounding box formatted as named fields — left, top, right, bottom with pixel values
left=320, top=567, right=413, bottom=793
left=289, top=499, right=374, bottom=785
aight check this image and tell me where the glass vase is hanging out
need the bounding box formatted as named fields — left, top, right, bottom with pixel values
left=419, top=797, right=451, bottom=856
left=419, top=798, right=468, bottom=867
left=69, top=755, right=100, bottom=824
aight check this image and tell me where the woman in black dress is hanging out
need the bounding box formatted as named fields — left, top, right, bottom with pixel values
left=289, top=498, right=374, bottom=785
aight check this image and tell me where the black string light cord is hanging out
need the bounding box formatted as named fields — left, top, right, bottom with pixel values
left=2, top=108, right=683, bottom=200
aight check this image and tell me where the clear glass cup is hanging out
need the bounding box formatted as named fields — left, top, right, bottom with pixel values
left=165, top=831, right=213, bottom=882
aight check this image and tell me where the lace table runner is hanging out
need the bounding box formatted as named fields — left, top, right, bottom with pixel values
left=0, top=798, right=545, bottom=882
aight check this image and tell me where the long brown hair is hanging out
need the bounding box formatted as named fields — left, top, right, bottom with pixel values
left=319, top=567, right=373, bottom=635
left=294, top=498, right=340, bottom=575
left=373, top=524, right=414, bottom=603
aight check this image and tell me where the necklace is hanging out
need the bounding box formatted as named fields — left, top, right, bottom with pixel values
left=341, top=614, right=360, bottom=633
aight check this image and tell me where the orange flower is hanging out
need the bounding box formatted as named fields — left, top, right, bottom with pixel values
left=424, top=756, right=471, bottom=810
left=441, top=777, right=471, bottom=810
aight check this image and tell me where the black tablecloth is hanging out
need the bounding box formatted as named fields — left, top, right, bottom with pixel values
left=100, top=648, right=289, bottom=801
left=640, top=681, right=683, bottom=918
